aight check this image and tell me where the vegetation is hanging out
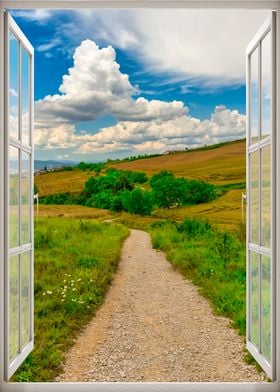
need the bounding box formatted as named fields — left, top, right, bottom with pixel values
left=150, top=219, right=247, bottom=335
left=109, top=139, right=245, bottom=185
left=12, top=218, right=129, bottom=382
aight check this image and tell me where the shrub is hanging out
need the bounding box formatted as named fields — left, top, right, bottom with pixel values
left=122, top=188, right=153, bottom=216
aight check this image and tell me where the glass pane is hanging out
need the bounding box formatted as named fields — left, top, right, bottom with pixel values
left=261, top=255, right=271, bottom=362
left=21, top=152, right=31, bottom=244
left=9, top=146, right=19, bottom=248
left=250, top=151, right=259, bottom=244
left=9, top=255, right=19, bottom=362
left=9, top=32, right=19, bottom=140
left=21, top=48, right=30, bottom=145
left=250, top=252, right=259, bottom=348
left=21, top=252, right=31, bottom=349
left=261, top=146, right=271, bottom=248
left=261, top=31, right=272, bottom=139
left=250, top=47, right=259, bottom=145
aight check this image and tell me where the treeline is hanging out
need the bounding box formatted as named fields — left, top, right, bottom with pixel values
left=41, top=169, right=217, bottom=216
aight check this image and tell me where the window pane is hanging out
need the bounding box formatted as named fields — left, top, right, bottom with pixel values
left=21, top=48, right=30, bottom=145
left=250, top=252, right=259, bottom=348
left=21, top=252, right=31, bottom=349
left=250, top=151, right=259, bottom=244
left=9, top=32, right=19, bottom=140
left=9, top=255, right=19, bottom=362
left=261, top=31, right=272, bottom=139
left=21, top=152, right=31, bottom=244
left=9, top=146, right=19, bottom=248
left=250, top=47, right=259, bottom=145
left=261, top=255, right=271, bottom=362
left=261, top=146, right=271, bottom=248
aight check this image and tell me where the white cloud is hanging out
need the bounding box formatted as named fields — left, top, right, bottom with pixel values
left=37, top=38, right=62, bottom=52
left=33, top=39, right=246, bottom=156
left=70, top=9, right=270, bottom=87
left=34, top=105, right=245, bottom=154
left=9, top=88, right=18, bottom=98
left=35, top=39, right=187, bottom=127
left=11, top=9, right=52, bottom=23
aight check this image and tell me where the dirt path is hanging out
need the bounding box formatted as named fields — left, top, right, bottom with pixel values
left=56, top=229, right=264, bottom=382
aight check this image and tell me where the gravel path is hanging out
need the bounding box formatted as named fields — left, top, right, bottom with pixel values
left=56, top=229, right=264, bottom=382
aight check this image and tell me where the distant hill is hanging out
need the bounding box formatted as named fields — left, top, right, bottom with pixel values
left=35, top=139, right=245, bottom=197
left=110, top=139, right=245, bottom=186
left=34, top=160, right=77, bottom=171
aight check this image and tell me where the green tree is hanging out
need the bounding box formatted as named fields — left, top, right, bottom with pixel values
left=151, top=174, right=186, bottom=209
left=121, top=189, right=153, bottom=216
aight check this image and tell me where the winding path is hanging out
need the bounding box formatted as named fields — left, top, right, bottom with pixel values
left=56, top=229, right=264, bottom=382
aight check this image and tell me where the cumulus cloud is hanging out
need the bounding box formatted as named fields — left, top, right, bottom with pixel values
left=76, top=105, right=246, bottom=154
left=35, top=39, right=187, bottom=128
left=34, top=39, right=246, bottom=157
left=34, top=105, right=245, bottom=154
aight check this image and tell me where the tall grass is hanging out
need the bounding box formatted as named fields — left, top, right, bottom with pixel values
left=12, top=218, right=129, bottom=382
left=150, top=219, right=247, bottom=335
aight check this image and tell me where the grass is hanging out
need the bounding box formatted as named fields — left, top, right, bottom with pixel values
left=149, top=219, right=247, bottom=335
left=152, top=188, right=246, bottom=232
left=12, top=217, right=129, bottom=382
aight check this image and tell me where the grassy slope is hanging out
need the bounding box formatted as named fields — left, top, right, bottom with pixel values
left=13, top=218, right=129, bottom=382
left=153, top=188, right=245, bottom=232
left=110, top=139, right=245, bottom=185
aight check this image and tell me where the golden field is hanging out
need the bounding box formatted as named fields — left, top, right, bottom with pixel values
left=35, top=139, right=246, bottom=231
left=110, top=139, right=245, bottom=185
left=35, top=170, right=93, bottom=197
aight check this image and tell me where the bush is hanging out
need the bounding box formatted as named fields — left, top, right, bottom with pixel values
left=185, top=179, right=216, bottom=204
left=109, top=195, right=124, bottom=212
left=87, top=192, right=112, bottom=209
left=122, top=189, right=153, bottom=216
left=182, top=218, right=212, bottom=237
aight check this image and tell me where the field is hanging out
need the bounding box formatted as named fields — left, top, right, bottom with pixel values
left=35, top=140, right=246, bottom=198
left=13, top=218, right=129, bottom=382
left=35, top=170, right=93, bottom=197
left=153, top=188, right=245, bottom=232
left=110, top=139, right=245, bottom=185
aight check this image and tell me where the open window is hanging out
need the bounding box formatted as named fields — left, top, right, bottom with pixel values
left=4, top=12, right=34, bottom=380
left=246, top=12, right=276, bottom=380
left=0, top=4, right=279, bottom=391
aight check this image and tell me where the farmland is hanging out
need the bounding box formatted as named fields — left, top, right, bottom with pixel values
left=110, top=139, right=245, bottom=185
left=35, top=139, right=245, bottom=198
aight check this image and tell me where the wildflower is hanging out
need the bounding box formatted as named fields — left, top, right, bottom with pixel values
left=61, top=299, right=65, bottom=302
left=42, top=292, right=46, bottom=296
left=46, top=290, right=52, bottom=295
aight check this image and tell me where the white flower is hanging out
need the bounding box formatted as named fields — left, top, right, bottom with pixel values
left=46, top=290, right=52, bottom=295
left=42, top=292, right=46, bottom=296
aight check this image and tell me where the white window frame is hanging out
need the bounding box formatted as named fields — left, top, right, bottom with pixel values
left=0, top=1, right=280, bottom=392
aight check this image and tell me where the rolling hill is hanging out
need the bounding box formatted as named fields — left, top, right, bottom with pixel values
left=35, top=139, right=246, bottom=231
left=35, top=139, right=245, bottom=197
left=110, top=139, right=245, bottom=186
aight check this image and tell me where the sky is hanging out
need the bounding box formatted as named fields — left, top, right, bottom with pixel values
left=11, top=9, right=270, bottom=162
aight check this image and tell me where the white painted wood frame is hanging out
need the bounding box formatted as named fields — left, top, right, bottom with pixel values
left=0, top=1, right=280, bottom=392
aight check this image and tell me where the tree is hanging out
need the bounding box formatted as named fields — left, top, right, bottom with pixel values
left=84, top=176, right=99, bottom=195
left=184, top=179, right=216, bottom=204
left=121, top=189, right=153, bottom=216
left=151, top=173, right=186, bottom=209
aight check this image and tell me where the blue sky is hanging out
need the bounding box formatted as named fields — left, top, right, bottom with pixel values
left=11, top=9, right=269, bottom=162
